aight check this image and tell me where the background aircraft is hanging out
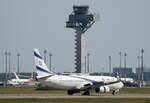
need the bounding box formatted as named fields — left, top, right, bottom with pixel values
left=8, top=72, right=37, bottom=86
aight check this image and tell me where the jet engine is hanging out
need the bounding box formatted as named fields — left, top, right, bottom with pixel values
left=95, top=86, right=110, bottom=93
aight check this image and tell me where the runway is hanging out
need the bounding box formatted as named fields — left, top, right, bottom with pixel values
left=0, top=93, right=150, bottom=99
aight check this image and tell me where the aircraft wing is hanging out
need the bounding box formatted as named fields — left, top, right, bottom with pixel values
left=37, top=75, right=53, bottom=80
left=80, top=80, right=120, bottom=91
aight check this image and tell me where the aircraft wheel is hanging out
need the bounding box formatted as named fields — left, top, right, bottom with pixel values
left=83, top=91, right=90, bottom=95
left=67, top=90, right=74, bottom=95
left=112, top=90, right=115, bottom=95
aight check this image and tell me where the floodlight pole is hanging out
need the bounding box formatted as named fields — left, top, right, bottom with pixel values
left=109, top=56, right=111, bottom=76
left=137, top=56, right=140, bottom=82
left=5, top=51, right=8, bottom=85
left=124, top=53, right=127, bottom=79
left=118, top=52, right=122, bottom=77
left=44, top=50, right=47, bottom=64
left=17, top=53, right=20, bottom=74
left=49, top=53, right=52, bottom=71
left=8, top=52, right=11, bottom=79
left=141, top=48, right=144, bottom=86
left=87, top=53, right=90, bottom=73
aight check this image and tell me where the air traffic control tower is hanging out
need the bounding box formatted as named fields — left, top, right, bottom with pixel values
left=66, top=5, right=99, bottom=73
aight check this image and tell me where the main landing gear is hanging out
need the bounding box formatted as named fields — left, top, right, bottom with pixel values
left=67, top=90, right=74, bottom=95
left=67, top=90, right=90, bottom=95
left=82, top=90, right=90, bottom=95
left=112, top=90, right=119, bottom=95
left=112, top=90, right=115, bottom=95
left=67, top=90, right=80, bottom=95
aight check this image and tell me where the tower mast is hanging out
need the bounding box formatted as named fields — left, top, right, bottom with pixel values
left=66, top=6, right=98, bottom=73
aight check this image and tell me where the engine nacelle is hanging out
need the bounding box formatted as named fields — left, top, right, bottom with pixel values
left=95, top=86, right=110, bottom=93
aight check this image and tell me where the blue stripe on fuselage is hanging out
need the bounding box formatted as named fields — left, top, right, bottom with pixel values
left=36, top=66, right=53, bottom=74
left=68, top=75, right=96, bottom=83
left=34, top=52, right=42, bottom=59
left=36, top=66, right=96, bottom=83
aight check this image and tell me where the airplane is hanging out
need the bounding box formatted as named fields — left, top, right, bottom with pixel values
left=8, top=72, right=35, bottom=86
left=34, top=48, right=124, bottom=95
left=120, top=78, right=134, bottom=83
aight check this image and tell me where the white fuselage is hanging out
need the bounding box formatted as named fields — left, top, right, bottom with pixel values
left=38, top=75, right=123, bottom=91
left=8, top=78, right=30, bottom=85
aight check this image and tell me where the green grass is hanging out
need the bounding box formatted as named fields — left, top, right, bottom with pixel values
left=119, top=87, right=150, bottom=94
left=0, top=87, right=150, bottom=94
left=0, top=98, right=150, bottom=103
left=0, top=87, right=66, bottom=94
left=0, top=87, right=150, bottom=103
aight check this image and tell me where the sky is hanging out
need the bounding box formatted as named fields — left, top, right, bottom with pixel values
left=0, top=0, right=150, bottom=73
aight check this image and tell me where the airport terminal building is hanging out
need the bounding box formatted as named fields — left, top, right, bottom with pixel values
left=113, top=67, right=150, bottom=74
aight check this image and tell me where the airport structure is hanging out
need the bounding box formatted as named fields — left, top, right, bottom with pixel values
left=113, top=67, right=136, bottom=74
left=113, top=67, right=150, bottom=74
left=66, top=5, right=99, bottom=73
